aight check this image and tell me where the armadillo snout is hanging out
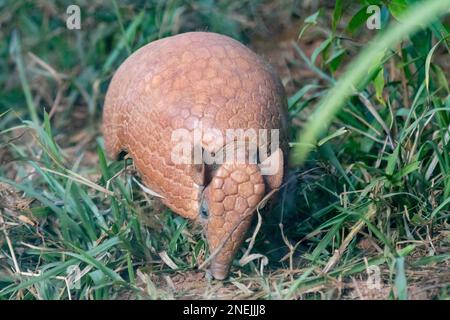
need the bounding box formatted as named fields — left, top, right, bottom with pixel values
left=203, top=163, right=265, bottom=279
left=209, top=260, right=230, bottom=280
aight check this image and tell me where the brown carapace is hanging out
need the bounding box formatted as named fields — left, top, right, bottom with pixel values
left=102, top=32, right=288, bottom=279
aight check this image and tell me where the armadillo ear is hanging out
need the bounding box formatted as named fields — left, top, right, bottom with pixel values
left=259, top=148, right=284, bottom=190
left=183, top=145, right=205, bottom=187
left=190, top=162, right=205, bottom=186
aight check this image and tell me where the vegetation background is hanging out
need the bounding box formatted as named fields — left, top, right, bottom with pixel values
left=0, top=0, right=449, bottom=299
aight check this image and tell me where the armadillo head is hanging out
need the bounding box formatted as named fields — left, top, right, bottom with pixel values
left=199, top=148, right=284, bottom=280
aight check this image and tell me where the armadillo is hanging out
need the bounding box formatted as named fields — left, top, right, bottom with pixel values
left=102, top=32, right=288, bottom=280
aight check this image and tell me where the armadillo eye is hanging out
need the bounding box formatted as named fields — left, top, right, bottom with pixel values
left=200, top=201, right=209, bottom=219
left=199, top=190, right=209, bottom=219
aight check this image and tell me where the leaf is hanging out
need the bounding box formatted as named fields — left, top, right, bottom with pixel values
left=374, top=67, right=385, bottom=105
left=432, top=64, right=450, bottom=94
left=425, top=39, right=442, bottom=93
left=319, top=142, right=355, bottom=190
left=388, top=0, right=409, bottom=21
left=397, top=245, right=416, bottom=257
left=10, top=31, right=39, bottom=124
left=317, top=127, right=348, bottom=146
left=412, top=253, right=450, bottom=267
left=285, top=267, right=315, bottom=299
left=363, top=218, right=397, bottom=254
left=394, top=257, right=408, bottom=300
left=305, top=10, right=320, bottom=24
left=332, top=0, right=344, bottom=32
left=288, top=84, right=320, bottom=110
left=430, top=196, right=450, bottom=219
left=311, top=37, right=332, bottom=65
left=386, top=144, right=400, bottom=177
left=326, top=48, right=346, bottom=72
left=311, top=219, right=344, bottom=261
left=393, top=161, right=420, bottom=180
left=168, top=220, right=188, bottom=254
left=64, top=250, right=124, bottom=283
left=347, top=6, right=371, bottom=34
left=298, top=10, right=321, bottom=40
left=367, top=49, right=387, bottom=75
left=102, top=11, right=145, bottom=74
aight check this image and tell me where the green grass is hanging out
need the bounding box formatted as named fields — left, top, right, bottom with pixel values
left=0, top=0, right=449, bottom=300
